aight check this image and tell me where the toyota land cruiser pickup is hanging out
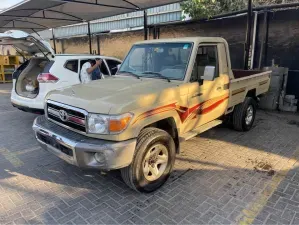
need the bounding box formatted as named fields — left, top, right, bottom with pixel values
left=33, top=37, right=271, bottom=192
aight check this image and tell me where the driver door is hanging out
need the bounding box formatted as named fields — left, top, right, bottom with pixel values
left=183, top=44, right=230, bottom=132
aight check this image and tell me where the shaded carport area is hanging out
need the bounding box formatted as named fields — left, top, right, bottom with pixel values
left=0, top=0, right=179, bottom=53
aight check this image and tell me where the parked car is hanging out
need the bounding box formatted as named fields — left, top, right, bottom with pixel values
left=33, top=37, right=271, bottom=192
left=0, top=31, right=122, bottom=114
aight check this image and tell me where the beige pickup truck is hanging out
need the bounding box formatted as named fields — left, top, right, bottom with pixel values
left=33, top=37, right=271, bottom=192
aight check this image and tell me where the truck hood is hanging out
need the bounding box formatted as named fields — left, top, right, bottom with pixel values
left=47, top=76, right=181, bottom=114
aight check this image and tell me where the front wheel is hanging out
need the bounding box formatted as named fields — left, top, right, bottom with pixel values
left=232, top=97, right=257, bottom=131
left=121, top=128, right=176, bottom=192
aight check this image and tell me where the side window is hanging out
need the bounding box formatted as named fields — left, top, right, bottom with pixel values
left=190, top=58, right=199, bottom=82
left=129, top=48, right=145, bottom=71
left=80, top=60, right=89, bottom=71
left=65, top=60, right=79, bottom=73
left=79, top=59, right=90, bottom=82
left=100, top=61, right=109, bottom=75
left=79, top=58, right=109, bottom=75
left=190, top=45, right=218, bottom=82
left=106, top=59, right=121, bottom=75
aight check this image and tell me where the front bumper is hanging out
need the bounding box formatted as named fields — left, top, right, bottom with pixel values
left=33, top=116, right=137, bottom=170
left=11, top=88, right=45, bottom=111
left=12, top=102, right=44, bottom=114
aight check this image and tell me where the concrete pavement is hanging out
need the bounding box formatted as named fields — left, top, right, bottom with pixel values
left=1, top=83, right=299, bottom=225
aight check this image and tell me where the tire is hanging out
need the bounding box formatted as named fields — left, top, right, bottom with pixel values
left=121, top=127, right=176, bottom=193
left=232, top=97, right=257, bottom=131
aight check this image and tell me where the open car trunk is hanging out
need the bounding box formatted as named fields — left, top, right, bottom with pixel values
left=0, top=30, right=54, bottom=98
left=14, top=57, right=49, bottom=98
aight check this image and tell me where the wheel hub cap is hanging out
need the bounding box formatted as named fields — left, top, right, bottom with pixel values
left=245, top=105, right=254, bottom=125
left=143, top=144, right=168, bottom=182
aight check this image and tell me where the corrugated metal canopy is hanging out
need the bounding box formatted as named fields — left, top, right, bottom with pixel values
left=0, top=0, right=182, bottom=32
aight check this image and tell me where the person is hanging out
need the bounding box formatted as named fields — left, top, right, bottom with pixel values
left=80, top=59, right=103, bottom=83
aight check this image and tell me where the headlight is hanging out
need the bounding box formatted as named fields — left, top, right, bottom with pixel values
left=88, top=114, right=109, bottom=134
left=87, top=113, right=133, bottom=134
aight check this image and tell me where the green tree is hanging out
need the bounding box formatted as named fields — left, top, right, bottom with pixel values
left=181, top=0, right=298, bottom=19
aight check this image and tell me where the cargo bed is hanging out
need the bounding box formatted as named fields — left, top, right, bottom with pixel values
left=228, top=70, right=271, bottom=107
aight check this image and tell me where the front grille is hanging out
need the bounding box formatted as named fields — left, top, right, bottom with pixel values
left=47, top=102, right=86, bottom=133
left=37, top=133, right=73, bottom=157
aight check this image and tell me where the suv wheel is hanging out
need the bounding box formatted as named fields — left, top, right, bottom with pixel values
left=121, top=128, right=176, bottom=192
left=232, top=97, right=257, bottom=131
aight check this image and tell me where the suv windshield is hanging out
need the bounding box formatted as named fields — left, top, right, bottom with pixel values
left=118, top=42, right=193, bottom=80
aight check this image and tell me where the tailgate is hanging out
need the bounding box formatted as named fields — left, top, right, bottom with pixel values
left=228, top=71, right=271, bottom=107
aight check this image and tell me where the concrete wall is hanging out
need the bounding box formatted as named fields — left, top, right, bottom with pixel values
left=51, top=15, right=248, bottom=68
left=52, top=30, right=144, bottom=60
left=100, top=31, right=144, bottom=59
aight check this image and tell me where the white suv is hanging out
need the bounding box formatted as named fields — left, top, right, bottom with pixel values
left=3, top=31, right=122, bottom=114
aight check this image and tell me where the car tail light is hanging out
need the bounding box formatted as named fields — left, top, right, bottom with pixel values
left=37, top=73, right=59, bottom=83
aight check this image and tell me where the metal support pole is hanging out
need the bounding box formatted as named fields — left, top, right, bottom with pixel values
left=153, top=26, right=159, bottom=39
left=61, top=39, right=65, bottom=54
left=244, top=0, right=253, bottom=70
left=144, top=10, right=148, bottom=40
left=250, top=11, right=258, bottom=69
left=157, top=28, right=160, bottom=39
left=52, top=28, right=57, bottom=54
left=97, top=35, right=100, bottom=55
left=263, top=13, right=270, bottom=67
left=258, top=11, right=268, bottom=69
left=88, top=22, right=92, bottom=54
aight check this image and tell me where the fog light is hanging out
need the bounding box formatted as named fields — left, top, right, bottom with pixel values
left=94, top=152, right=105, bottom=164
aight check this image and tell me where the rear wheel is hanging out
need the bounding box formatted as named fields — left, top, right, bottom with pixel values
left=121, top=128, right=175, bottom=192
left=232, top=97, right=257, bottom=131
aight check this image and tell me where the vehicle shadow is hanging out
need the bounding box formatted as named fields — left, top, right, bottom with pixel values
left=0, top=158, right=298, bottom=224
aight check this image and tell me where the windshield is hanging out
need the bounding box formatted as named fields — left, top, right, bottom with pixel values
left=118, top=42, right=193, bottom=80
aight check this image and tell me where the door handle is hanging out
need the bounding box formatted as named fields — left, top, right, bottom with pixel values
left=216, top=86, right=222, bottom=91
left=192, top=93, right=203, bottom=98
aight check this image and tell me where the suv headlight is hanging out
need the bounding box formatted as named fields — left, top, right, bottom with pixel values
left=87, top=113, right=133, bottom=134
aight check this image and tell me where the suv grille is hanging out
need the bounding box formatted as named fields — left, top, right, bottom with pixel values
left=47, top=101, right=86, bottom=133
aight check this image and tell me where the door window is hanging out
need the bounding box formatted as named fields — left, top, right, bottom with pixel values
left=190, top=45, right=219, bottom=82
left=64, top=60, right=79, bottom=73
left=79, top=59, right=93, bottom=82
left=100, top=61, right=109, bottom=75
left=79, top=58, right=110, bottom=76
left=106, top=59, right=121, bottom=75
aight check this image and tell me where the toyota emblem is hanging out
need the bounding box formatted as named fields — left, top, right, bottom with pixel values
left=59, top=110, right=69, bottom=122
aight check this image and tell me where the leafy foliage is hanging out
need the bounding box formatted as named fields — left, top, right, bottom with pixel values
left=181, top=0, right=299, bottom=19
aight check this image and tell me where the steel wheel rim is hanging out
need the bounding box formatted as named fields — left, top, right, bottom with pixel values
left=143, top=144, right=169, bottom=182
left=245, top=105, right=254, bottom=125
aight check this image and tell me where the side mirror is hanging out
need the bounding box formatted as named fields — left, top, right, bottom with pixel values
left=200, top=66, right=215, bottom=81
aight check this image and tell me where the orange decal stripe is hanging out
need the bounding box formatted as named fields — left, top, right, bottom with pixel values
left=132, top=103, right=176, bottom=125
left=132, top=108, right=174, bottom=125
left=232, top=88, right=246, bottom=96
left=199, top=96, right=229, bottom=115
left=132, top=94, right=229, bottom=125
left=183, top=94, right=229, bottom=123
left=259, top=80, right=268, bottom=86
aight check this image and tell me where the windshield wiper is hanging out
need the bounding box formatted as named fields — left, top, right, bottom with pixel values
left=117, top=71, right=140, bottom=79
left=141, top=71, right=170, bottom=82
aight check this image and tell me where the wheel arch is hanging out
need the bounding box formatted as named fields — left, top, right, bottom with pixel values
left=143, top=117, right=180, bottom=154
left=246, top=88, right=258, bottom=102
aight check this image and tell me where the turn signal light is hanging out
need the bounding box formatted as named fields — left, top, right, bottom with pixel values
left=109, top=114, right=132, bottom=133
